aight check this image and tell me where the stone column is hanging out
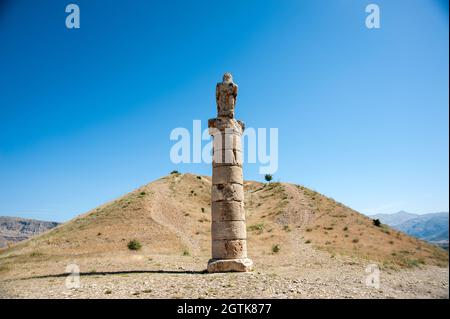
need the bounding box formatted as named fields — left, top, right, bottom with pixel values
left=207, top=117, right=253, bottom=272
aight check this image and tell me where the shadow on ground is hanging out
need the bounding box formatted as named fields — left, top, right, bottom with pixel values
left=14, top=269, right=209, bottom=281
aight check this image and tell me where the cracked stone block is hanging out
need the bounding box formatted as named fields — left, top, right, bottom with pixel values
left=211, top=221, right=247, bottom=240
left=211, top=183, right=244, bottom=202
left=212, top=166, right=243, bottom=185
left=212, top=132, right=242, bottom=151
left=211, top=201, right=245, bottom=222
left=211, top=239, right=247, bottom=259
left=207, top=258, right=253, bottom=272
left=212, top=149, right=243, bottom=166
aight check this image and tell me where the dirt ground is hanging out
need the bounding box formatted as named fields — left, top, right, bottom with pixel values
left=1, top=244, right=448, bottom=299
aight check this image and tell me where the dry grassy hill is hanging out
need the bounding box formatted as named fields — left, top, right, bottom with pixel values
left=0, top=173, right=448, bottom=298
left=1, top=173, right=447, bottom=269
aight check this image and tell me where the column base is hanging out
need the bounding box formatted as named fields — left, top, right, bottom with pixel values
left=207, top=258, right=253, bottom=273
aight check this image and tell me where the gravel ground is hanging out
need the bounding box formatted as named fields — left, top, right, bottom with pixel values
left=1, top=245, right=448, bottom=299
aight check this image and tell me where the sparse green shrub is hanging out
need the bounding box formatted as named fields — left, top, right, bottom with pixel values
left=138, top=191, right=146, bottom=198
left=352, top=238, right=359, bottom=243
left=248, top=223, right=265, bottom=233
left=405, top=259, right=420, bottom=268
left=29, top=251, right=43, bottom=257
left=127, top=239, right=142, bottom=250
left=343, top=226, right=348, bottom=231
left=372, top=219, right=381, bottom=227
left=196, top=176, right=202, bottom=180
left=0, top=264, right=10, bottom=272
left=183, top=249, right=190, bottom=256
left=170, top=170, right=179, bottom=174
left=201, top=207, right=205, bottom=213
left=305, top=240, right=311, bottom=244
left=264, top=174, right=273, bottom=183
left=283, top=225, right=291, bottom=232
left=272, top=244, right=280, bottom=253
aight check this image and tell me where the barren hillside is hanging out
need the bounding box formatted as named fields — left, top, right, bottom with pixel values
left=0, top=173, right=448, bottom=298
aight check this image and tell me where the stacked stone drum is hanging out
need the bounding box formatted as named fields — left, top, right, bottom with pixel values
left=207, top=117, right=253, bottom=272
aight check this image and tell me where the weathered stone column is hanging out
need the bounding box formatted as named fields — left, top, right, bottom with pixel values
left=207, top=73, right=253, bottom=272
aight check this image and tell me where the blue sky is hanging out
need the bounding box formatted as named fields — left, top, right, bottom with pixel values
left=0, top=0, right=448, bottom=222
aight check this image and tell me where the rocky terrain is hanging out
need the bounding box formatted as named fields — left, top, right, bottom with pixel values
left=0, top=217, right=59, bottom=248
left=0, top=173, right=448, bottom=298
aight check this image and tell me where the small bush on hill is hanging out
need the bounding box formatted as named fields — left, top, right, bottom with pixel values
left=127, top=239, right=142, bottom=250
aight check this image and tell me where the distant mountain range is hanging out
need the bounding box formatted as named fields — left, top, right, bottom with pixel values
left=371, top=211, right=449, bottom=249
left=0, top=216, right=60, bottom=248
